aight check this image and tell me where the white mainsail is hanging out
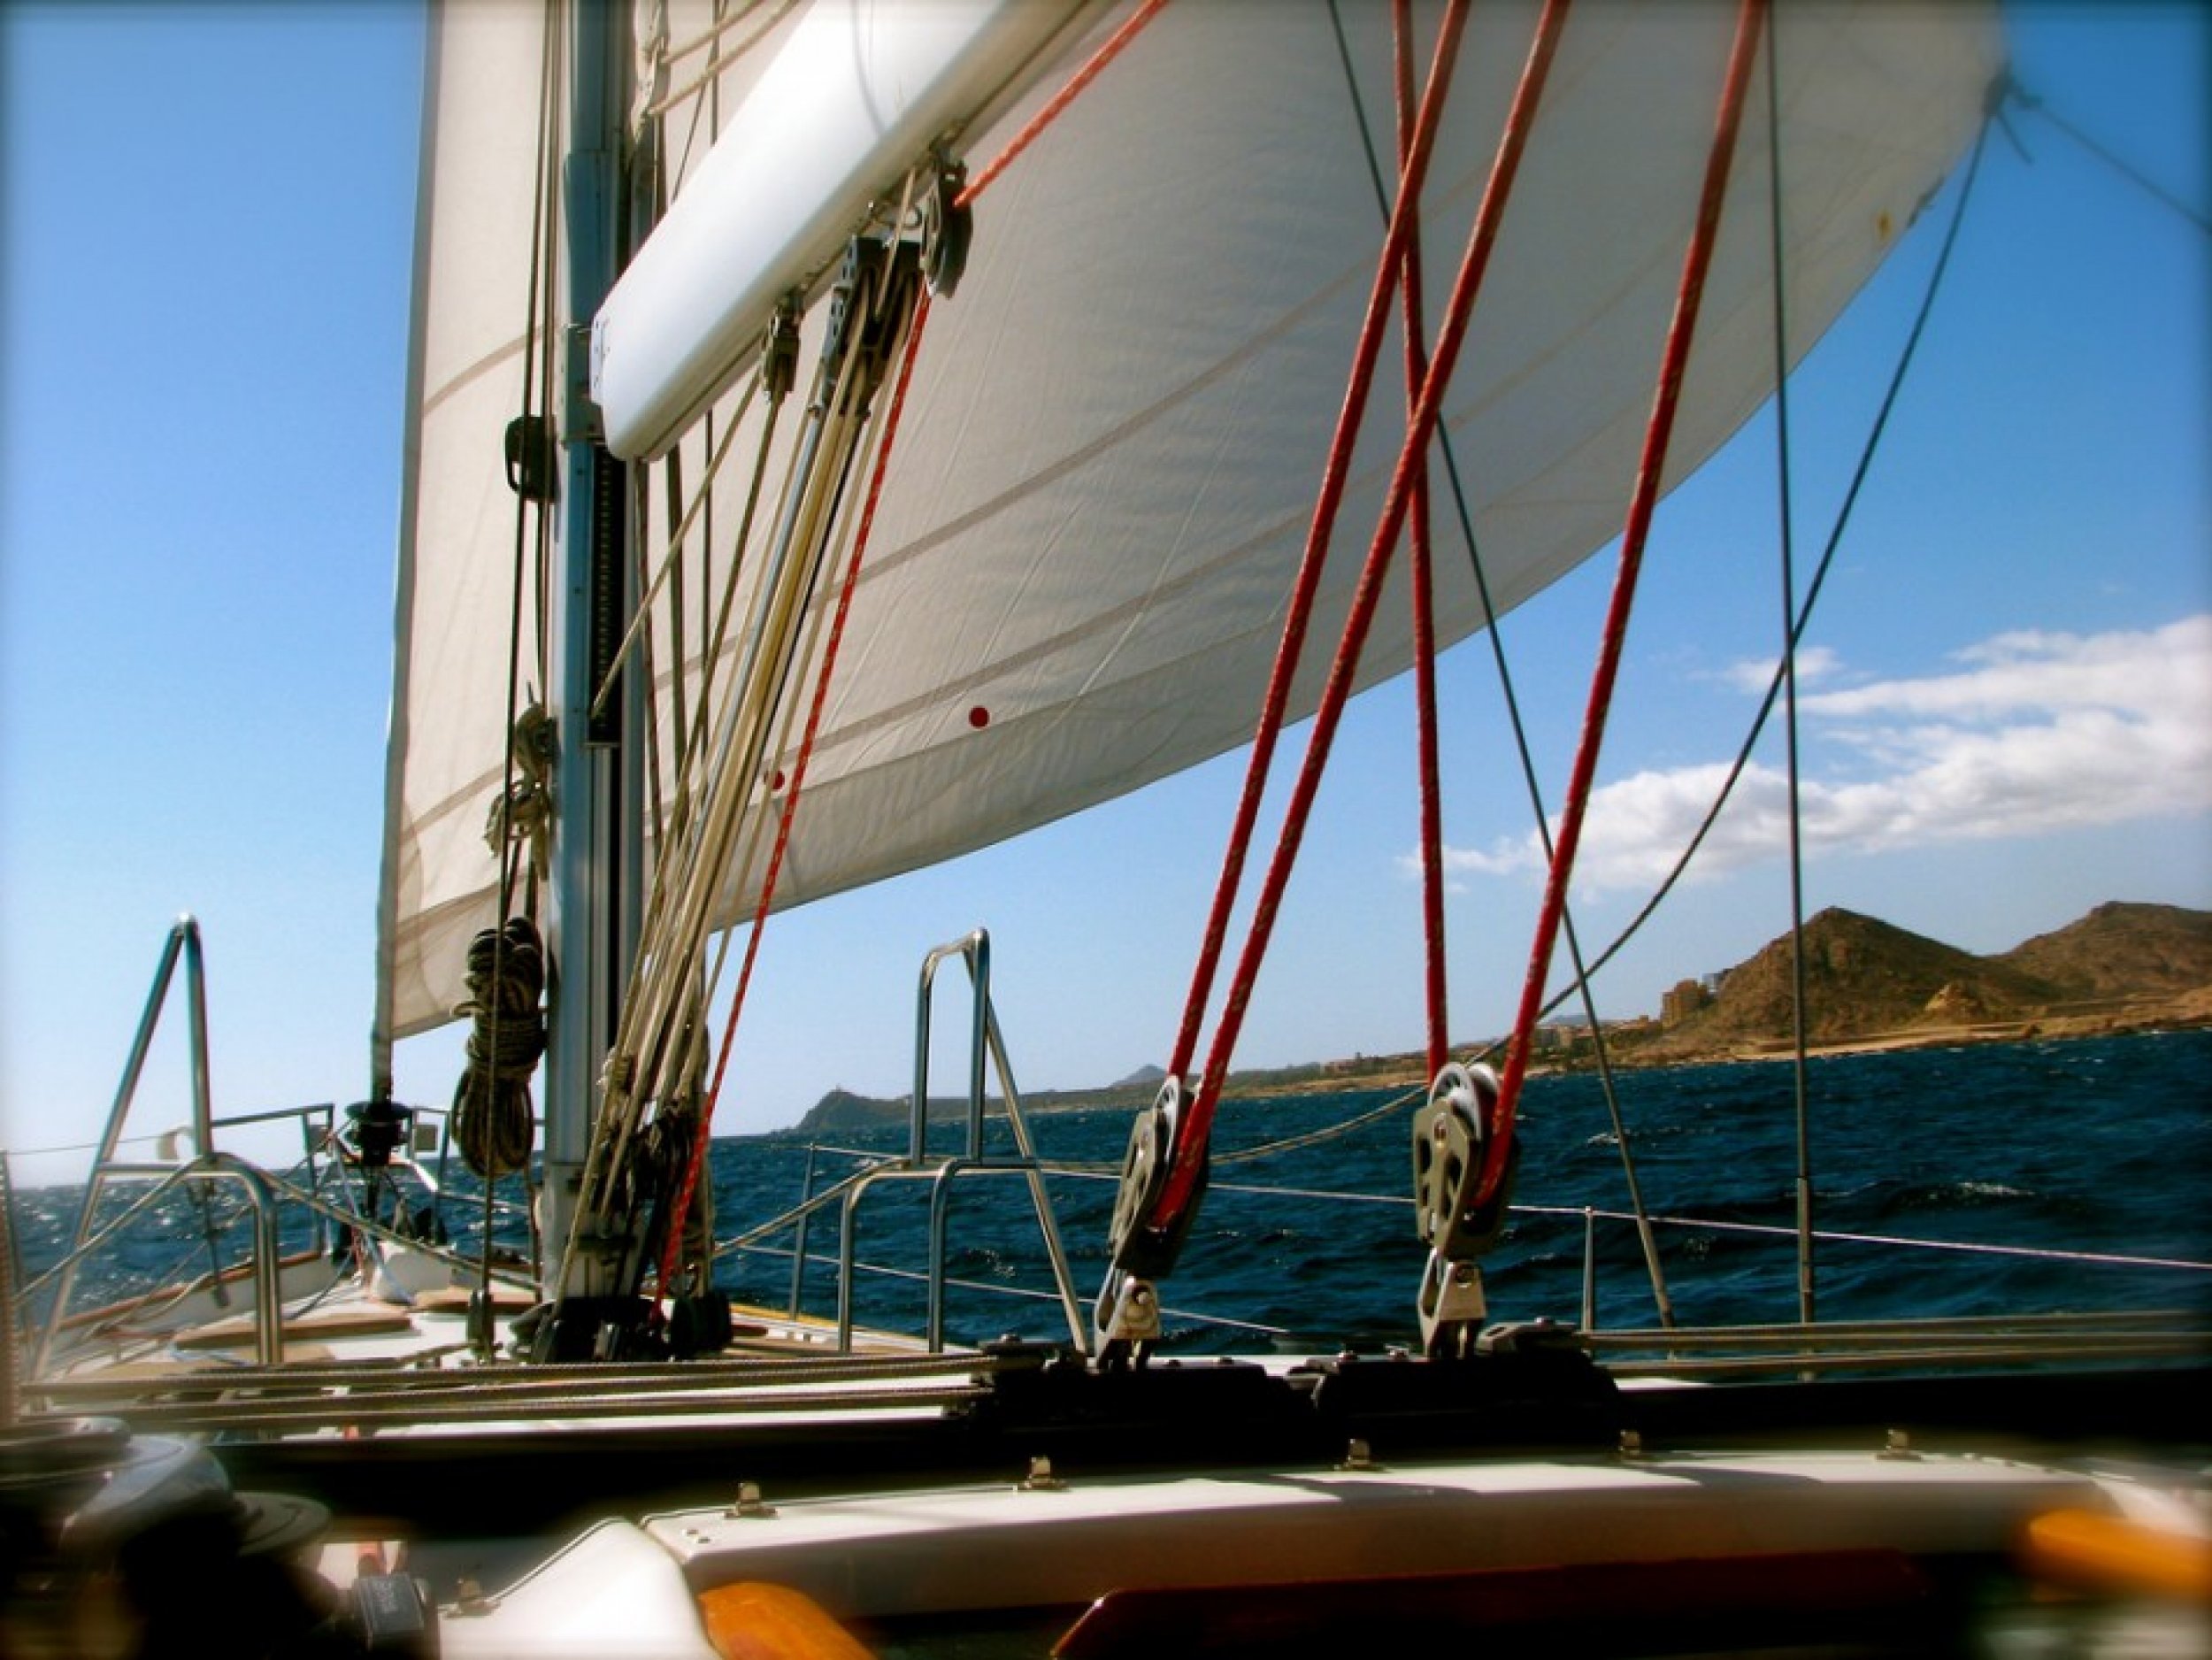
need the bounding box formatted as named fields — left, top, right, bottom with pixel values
left=381, top=0, right=2000, bottom=1045
left=380, top=0, right=559, bottom=1060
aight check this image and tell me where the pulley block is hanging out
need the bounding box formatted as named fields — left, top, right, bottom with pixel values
left=1411, top=1062, right=1514, bottom=1260
left=921, top=159, right=972, bottom=298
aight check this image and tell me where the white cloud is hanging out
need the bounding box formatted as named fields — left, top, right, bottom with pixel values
left=1436, top=615, right=2212, bottom=895
left=1711, top=643, right=1842, bottom=695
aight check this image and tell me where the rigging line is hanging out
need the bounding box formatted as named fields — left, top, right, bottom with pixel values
left=1037, top=1078, right=1430, bottom=1179
left=628, top=385, right=789, bottom=923
left=649, top=0, right=800, bottom=126
left=1325, top=0, right=1669, bottom=1326
left=1552, top=1210, right=2212, bottom=1277
left=1485, top=0, right=1769, bottom=1213
left=1389, top=0, right=1451, bottom=1080
left=1763, top=11, right=1816, bottom=1328
left=799, top=1076, right=1432, bottom=1185
left=492, top=3, right=563, bottom=927
left=457, top=0, right=565, bottom=1291
left=645, top=475, right=675, bottom=854
left=639, top=122, right=695, bottom=857
left=1331, top=0, right=1452, bottom=1077
left=2011, top=77, right=2212, bottom=238
left=587, top=347, right=836, bottom=1167
left=630, top=144, right=684, bottom=870
left=1159, top=0, right=1562, bottom=1236
left=956, top=0, right=1172, bottom=210
left=641, top=449, right=682, bottom=859
left=1043, top=1165, right=1417, bottom=1209
left=663, top=0, right=777, bottom=70
left=687, top=420, right=710, bottom=782
left=579, top=216, right=902, bottom=1261
left=727, top=1241, right=1296, bottom=1338
left=591, top=379, right=758, bottom=725
left=648, top=403, right=792, bottom=995
left=1167, top=0, right=1474, bottom=1090
left=666, top=7, right=715, bottom=194
left=1210, top=1085, right=1420, bottom=1165
left=658, top=289, right=936, bottom=1303
left=646, top=267, right=898, bottom=1115
left=617, top=395, right=849, bottom=1133
left=687, top=353, right=726, bottom=820
left=529, top=4, right=564, bottom=765
left=1525, top=113, right=1997, bottom=1035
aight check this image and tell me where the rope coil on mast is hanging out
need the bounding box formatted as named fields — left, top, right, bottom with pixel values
left=452, top=918, right=546, bottom=1180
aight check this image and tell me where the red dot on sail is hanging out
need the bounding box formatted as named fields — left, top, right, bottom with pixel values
left=968, top=706, right=990, bottom=728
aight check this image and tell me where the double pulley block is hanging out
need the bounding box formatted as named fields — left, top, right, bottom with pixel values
left=818, top=157, right=968, bottom=419
left=1411, top=1061, right=1517, bottom=1358
left=1095, top=1077, right=1210, bottom=1362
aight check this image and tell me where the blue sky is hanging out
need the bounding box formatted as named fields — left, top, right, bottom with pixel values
left=3, top=2, right=2206, bottom=1186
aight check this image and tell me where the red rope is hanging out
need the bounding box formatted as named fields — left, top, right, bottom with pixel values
left=1167, top=0, right=1474, bottom=1086
left=1480, top=0, right=1769, bottom=1210
left=1394, top=0, right=1451, bottom=1080
left=1151, top=0, right=1570, bottom=1234
left=653, top=292, right=937, bottom=1302
left=956, top=0, right=1172, bottom=210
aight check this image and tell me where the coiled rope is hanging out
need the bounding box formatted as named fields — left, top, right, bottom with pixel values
left=452, top=918, right=546, bottom=1179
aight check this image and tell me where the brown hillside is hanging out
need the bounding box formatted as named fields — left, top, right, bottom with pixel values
left=1656, top=908, right=2062, bottom=1050
left=1994, top=901, right=2212, bottom=999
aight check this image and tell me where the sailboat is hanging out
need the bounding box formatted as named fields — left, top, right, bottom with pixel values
left=7, top=0, right=2207, bottom=1655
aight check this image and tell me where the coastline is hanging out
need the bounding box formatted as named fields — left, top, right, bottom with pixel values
left=780, top=993, right=2212, bottom=1132
left=787, top=995, right=2203, bottom=1141
left=1280, top=992, right=2212, bottom=1095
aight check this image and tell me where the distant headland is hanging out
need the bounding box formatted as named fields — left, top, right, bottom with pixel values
left=780, top=901, right=2212, bottom=1134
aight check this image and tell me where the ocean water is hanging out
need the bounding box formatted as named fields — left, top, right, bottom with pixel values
left=711, top=1029, right=2212, bottom=1352
left=12, top=1031, right=2208, bottom=1355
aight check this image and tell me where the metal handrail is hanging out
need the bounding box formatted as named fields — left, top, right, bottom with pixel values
left=37, top=918, right=218, bottom=1369
left=791, top=1149, right=2212, bottom=1352
left=835, top=932, right=1087, bottom=1354
left=59, top=918, right=212, bottom=1248
left=21, top=919, right=536, bottom=1376
left=27, top=1149, right=543, bottom=1378
left=738, top=1235, right=1294, bottom=1341
left=33, top=1153, right=285, bottom=1369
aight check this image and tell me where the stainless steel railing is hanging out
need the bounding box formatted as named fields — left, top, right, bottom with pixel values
left=14, top=918, right=534, bottom=1379
left=833, top=931, right=1087, bottom=1354
left=758, top=1156, right=2212, bottom=1365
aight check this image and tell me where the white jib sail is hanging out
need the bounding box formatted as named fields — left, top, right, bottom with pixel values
left=382, top=0, right=2001, bottom=1045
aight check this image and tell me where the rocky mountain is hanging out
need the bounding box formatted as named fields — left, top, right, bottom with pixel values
left=1993, top=901, right=2212, bottom=998
left=791, top=1088, right=916, bottom=1134
left=787, top=1072, right=1167, bottom=1137
left=1660, top=909, right=2055, bottom=1046
left=780, top=903, right=2210, bottom=1125
left=1642, top=902, right=2210, bottom=1062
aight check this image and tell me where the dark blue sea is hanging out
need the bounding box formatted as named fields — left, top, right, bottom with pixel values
left=723, top=1030, right=2212, bottom=1351
left=12, top=1032, right=2209, bottom=1353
